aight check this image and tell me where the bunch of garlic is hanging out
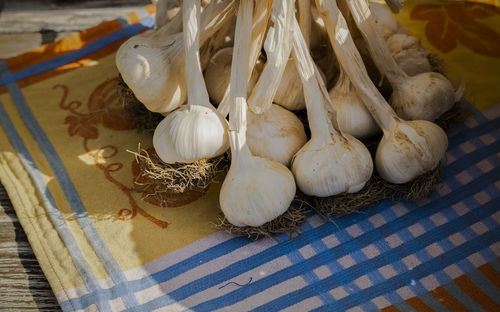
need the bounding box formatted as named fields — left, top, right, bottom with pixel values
left=343, top=0, right=457, bottom=121
left=316, top=0, right=448, bottom=184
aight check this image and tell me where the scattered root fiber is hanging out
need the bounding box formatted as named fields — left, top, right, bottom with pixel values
left=313, top=165, right=442, bottom=219
left=428, top=53, right=446, bottom=76
left=118, top=75, right=164, bottom=133
left=129, top=147, right=229, bottom=196
left=214, top=197, right=311, bottom=240
left=435, top=101, right=469, bottom=132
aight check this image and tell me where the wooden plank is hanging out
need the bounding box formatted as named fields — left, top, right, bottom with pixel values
left=0, top=6, right=149, bottom=33
left=0, top=184, right=61, bottom=311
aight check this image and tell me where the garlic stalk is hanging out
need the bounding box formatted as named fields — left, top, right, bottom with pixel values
left=116, top=0, right=234, bottom=113
left=154, top=0, right=180, bottom=29
left=328, top=67, right=379, bottom=139
left=291, top=16, right=373, bottom=197
left=220, top=0, right=296, bottom=227
left=345, top=0, right=455, bottom=121
left=315, top=0, right=448, bottom=184
left=216, top=0, right=272, bottom=117
left=153, top=0, right=228, bottom=164
left=248, top=0, right=294, bottom=114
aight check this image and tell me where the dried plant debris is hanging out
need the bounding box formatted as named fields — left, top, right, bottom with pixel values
left=118, top=75, right=164, bottom=133
left=214, top=197, right=311, bottom=240
left=130, top=147, right=229, bottom=196
left=313, top=165, right=442, bottom=219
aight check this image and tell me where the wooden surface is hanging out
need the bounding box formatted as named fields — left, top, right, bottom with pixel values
left=0, top=183, right=61, bottom=311
left=0, top=1, right=149, bottom=310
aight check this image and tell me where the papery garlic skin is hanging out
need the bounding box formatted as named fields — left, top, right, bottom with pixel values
left=376, top=120, right=448, bottom=184
left=292, top=134, right=373, bottom=197
left=153, top=105, right=228, bottom=163
left=390, top=72, right=455, bottom=121
left=274, top=61, right=307, bottom=111
left=116, top=32, right=186, bottom=113
left=247, top=104, right=307, bottom=166
left=220, top=146, right=296, bottom=227
left=204, top=48, right=263, bottom=105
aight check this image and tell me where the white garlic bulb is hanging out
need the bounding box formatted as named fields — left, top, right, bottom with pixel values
left=153, top=0, right=228, bottom=163
left=117, top=30, right=186, bottom=113
left=204, top=47, right=264, bottom=105
left=247, top=104, right=307, bottom=166
left=389, top=72, right=455, bottom=121
left=376, top=120, right=447, bottom=184
left=328, top=69, right=379, bottom=139
left=153, top=105, right=228, bottom=163
left=220, top=0, right=295, bottom=227
left=291, top=15, right=373, bottom=197
left=387, top=33, right=431, bottom=76
left=221, top=143, right=296, bottom=226
left=345, top=0, right=455, bottom=121
left=316, top=0, right=448, bottom=184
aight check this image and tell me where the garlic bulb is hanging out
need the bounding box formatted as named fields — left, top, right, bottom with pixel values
left=291, top=16, right=373, bottom=197
left=345, top=0, right=456, bottom=121
left=247, top=104, right=307, bottom=166
left=153, top=0, right=228, bottom=163
left=204, top=47, right=264, bottom=105
left=376, top=120, right=447, bottom=183
left=116, top=0, right=233, bottom=113
left=316, top=0, right=448, bottom=184
left=387, top=33, right=431, bottom=76
left=328, top=68, right=379, bottom=139
left=220, top=0, right=295, bottom=227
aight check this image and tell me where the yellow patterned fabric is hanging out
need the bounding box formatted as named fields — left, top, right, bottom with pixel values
left=0, top=1, right=499, bottom=311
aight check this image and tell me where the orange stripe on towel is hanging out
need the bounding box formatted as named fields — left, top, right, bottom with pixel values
left=5, top=20, right=123, bottom=74
left=429, top=286, right=469, bottom=312
left=406, top=297, right=433, bottom=312
left=478, top=263, right=500, bottom=289
left=455, top=275, right=500, bottom=311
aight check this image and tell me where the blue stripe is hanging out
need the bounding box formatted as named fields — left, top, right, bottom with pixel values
left=1, top=61, right=139, bottom=308
left=283, top=210, right=500, bottom=312
left=67, top=116, right=500, bottom=311
left=0, top=99, right=111, bottom=312
left=0, top=17, right=154, bottom=87
left=141, top=165, right=500, bottom=312
left=201, top=171, right=500, bottom=312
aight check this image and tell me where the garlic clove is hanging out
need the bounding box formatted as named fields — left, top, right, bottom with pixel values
left=204, top=47, right=264, bottom=105
left=376, top=120, right=448, bottom=184
left=153, top=105, right=229, bottom=163
left=220, top=146, right=296, bottom=227
left=386, top=33, right=421, bottom=54
left=390, top=72, right=455, bottom=121
left=328, top=74, right=380, bottom=139
left=292, top=134, right=373, bottom=197
left=247, top=104, right=307, bottom=166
